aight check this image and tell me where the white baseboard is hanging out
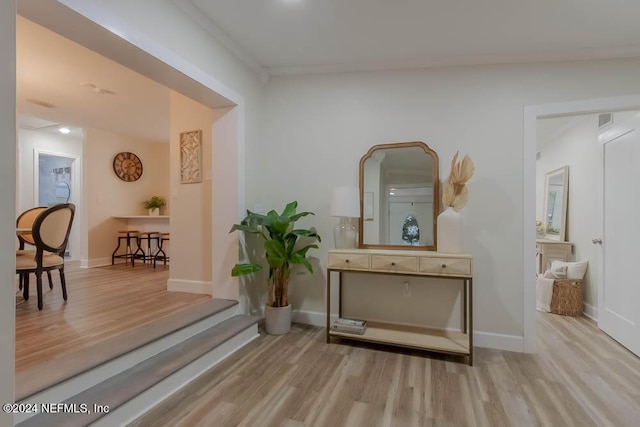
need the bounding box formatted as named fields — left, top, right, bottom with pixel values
left=293, top=309, right=524, bottom=353
left=167, top=279, right=211, bottom=295
left=81, top=257, right=113, bottom=268
left=583, top=302, right=598, bottom=321
left=473, top=331, right=524, bottom=352
left=292, top=309, right=327, bottom=326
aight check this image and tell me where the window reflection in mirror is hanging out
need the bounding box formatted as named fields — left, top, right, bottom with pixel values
left=543, top=166, right=569, bottom=241
left=359, top=142, right=439, bottom=250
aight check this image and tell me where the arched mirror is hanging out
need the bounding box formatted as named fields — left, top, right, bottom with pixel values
left=359, top=141, right=439, bottom=250
left=542, top=166, right=569, bottom=241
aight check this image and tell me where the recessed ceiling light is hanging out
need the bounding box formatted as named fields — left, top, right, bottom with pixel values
left=59, top=127, right=71, bottom=134
left=80, top=82, right=116, bottom=95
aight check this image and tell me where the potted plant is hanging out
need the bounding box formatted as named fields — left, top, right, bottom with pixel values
left=142, top=196, right=166, bottom=216
left=230, top=201, right=321, bottom=335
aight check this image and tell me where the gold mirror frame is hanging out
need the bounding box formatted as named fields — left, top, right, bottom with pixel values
left=358, top=141, right=439, bottom=250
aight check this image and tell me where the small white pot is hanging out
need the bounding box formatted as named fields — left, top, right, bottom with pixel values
left=148, top=208, right=160, bottom=216
left=264, top=304, right=292, bottom=335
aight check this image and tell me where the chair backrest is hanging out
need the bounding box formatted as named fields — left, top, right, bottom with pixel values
left=16, top=206, right=48, bottom=247
left=32, top=203, right=76, bottom=255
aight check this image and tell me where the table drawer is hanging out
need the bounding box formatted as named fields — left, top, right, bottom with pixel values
left=371, top=255, right=418, bottom=273
left=328, top=252, right=370, bottom=270
left=419, top=257, right=471, bottom=276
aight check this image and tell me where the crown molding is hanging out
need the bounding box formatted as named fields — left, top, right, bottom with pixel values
left=268, top=44, right=640, bottom=76
left=165, top=3, right=640, bottom=78
left=170, top=0, right=267, bottom=79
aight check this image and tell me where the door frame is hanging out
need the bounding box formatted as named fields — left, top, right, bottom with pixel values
left=33, top=148, right=81, bottom=260
left=523, top=94, right=640, bottom=353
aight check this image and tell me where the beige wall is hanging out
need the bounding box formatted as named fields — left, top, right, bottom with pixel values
left=168, top=91, right=215, bottom=291
left=211, top=107, right=240, bottom=300
left=0, top=1, right=16, bottom=422
left=84, top=127, right=169, bottom=266
left=167, top=92, right=240, bottom=297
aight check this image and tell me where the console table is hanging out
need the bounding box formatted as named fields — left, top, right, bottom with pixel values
left=536, top=240, right=573, bottom=274
left=326, top=249, right=474, bottom=366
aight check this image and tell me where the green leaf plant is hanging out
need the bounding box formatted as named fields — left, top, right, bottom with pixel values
left=230, top=201, right=321, bottom=308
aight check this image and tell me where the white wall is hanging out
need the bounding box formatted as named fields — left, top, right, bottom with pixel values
left=84, top=127, right=169, bottom=266
left=249, top=58, right=640, bottom=349
left=536, top=115, right=600, bottom=312
left=0, top=2, right=16, bottom=423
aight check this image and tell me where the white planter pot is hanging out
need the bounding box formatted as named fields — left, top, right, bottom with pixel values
left=264, top=304, right=292, bottom=335
left=148, top=208, right=160, bottom=216
left=437, top=207, right=464, bottom=253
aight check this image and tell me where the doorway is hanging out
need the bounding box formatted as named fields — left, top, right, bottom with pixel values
left=598, top=114, right=640, bottom=356
left=34, top=150, right=79, bottom=259
left=524, top=95, right=640, bottom=353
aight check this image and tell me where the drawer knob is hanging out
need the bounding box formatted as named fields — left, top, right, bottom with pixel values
left=441, top=263, right=447, bottom=268
left=345, top=259, right=350, bottom=263
left=391, top=262, right=396, bottom=266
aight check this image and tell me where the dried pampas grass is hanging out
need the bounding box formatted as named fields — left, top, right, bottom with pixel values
left=443, top=151, right=475, bottom=211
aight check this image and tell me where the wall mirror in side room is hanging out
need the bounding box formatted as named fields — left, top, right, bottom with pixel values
left=543, top=165, right=569, bottom=241
left=359, top=141, right=439, bottom=250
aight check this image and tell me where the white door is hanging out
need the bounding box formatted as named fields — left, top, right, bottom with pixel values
left=599, top=124, right=640, bottom=356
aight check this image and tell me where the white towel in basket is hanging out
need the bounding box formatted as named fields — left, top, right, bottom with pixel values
left=536, top=274, right=554, bottom=312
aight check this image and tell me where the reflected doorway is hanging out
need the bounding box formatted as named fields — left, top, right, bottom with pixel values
left=35, top=151, right=79, bottom=259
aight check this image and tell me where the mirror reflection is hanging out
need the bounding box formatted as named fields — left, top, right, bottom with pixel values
left=543, top=166, right=569, bottom=241
left=359, top=142, right=439, bottom=250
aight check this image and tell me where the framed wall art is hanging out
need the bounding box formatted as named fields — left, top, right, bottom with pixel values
left=180, top=129, right=202, bottom=184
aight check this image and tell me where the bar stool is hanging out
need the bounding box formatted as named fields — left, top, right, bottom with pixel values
left=134, top=231, right=160, bottom=266
left=154, top=233, right=170, bottom=268
left=112, top=230, right=140, bottom=265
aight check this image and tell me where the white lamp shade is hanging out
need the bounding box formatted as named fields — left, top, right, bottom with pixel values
left=330, top=186, right=360, bottom=218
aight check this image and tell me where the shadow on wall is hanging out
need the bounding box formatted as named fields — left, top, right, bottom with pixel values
left=465, top=177, right=524, bottom=332
left=238, top=232, right=268, bottom=315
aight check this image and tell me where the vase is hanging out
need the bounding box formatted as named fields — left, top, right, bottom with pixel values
left=148, top=208, right=159, bottom=216
left=437, top=207, right=464, bottom=253
left=264, top=304, right=292, bottom=335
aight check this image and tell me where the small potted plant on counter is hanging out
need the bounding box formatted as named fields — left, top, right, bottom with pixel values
left=143, top=196, right=166, bottom=216
left=230, top=201, right=321, bottom=335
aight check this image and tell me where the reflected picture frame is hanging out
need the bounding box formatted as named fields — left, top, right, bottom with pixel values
left=363, top=192, right=374, bottom=220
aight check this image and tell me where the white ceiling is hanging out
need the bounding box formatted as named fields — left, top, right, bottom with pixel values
left=178, top=0, right=640, bottom=75
left=16, top=1, right=640, bottom=142
left=17, top=16, right=172, bottom=144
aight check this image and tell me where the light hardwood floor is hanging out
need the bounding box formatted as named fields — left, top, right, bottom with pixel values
left=15, top=263, right=209, bottom=374
left=131, top=313, right=640, bottom=427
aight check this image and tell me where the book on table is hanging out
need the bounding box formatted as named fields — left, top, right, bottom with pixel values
left=332, top=318, right=367, bottom=335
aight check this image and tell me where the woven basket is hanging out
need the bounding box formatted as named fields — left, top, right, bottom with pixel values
left=550, top=279, right=583, bottom=316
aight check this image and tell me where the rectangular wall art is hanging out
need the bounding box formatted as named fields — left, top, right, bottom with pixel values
left=180, top=129, right=202, bottom=184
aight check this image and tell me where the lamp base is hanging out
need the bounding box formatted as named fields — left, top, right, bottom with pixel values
left=334, top=217, right=357, bottom=249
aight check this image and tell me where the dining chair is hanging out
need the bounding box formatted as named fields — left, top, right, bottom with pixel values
left=16, top=203, right=75, bottom=310
left=16, top=206, right=48, bottom=250
left=16, top=206, right=49, bottom=290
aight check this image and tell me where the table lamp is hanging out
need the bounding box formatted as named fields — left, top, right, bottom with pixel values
left=330, top=186, right=360, bottom=249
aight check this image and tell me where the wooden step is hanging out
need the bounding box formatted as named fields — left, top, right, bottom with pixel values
left=16, top=298, right=239, bottom=401
left=17, top=314, right=259, bottom=427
